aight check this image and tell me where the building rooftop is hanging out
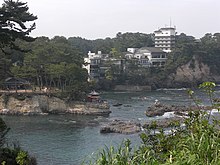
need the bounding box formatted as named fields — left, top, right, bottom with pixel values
left=154, top=27, right=175, bottom=33
left=138, top=47, right=165, bottom=53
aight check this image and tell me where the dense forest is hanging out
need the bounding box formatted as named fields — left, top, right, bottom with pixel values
left=68, top=32, right=154, bottom=54
left=1, top=31, right=220, bottom=93
left=1, top=1, right=220, bottom=94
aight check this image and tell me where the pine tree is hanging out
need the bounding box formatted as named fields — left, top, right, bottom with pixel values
left=0, top=0, right=37, bottom=50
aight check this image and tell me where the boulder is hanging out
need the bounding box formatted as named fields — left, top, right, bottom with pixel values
left=146, top=103, right=190, bottom=117
left=100, top=119, right=141, bottom=134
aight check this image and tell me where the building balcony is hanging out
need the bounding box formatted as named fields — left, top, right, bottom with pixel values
left=154, top=38, right=175, bottom=41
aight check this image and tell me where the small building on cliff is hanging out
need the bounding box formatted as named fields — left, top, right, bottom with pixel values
left=2, top=77, right=31, bottom=90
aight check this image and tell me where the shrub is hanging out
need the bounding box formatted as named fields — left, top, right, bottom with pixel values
left=0, top=117, right=37, bottom=165
left=87, top=82, right=220, bottom=165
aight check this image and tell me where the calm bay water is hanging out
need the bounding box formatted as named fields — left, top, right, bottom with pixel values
left=1, top=89, right=199, bottom=164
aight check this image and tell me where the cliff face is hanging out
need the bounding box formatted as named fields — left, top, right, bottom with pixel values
left=164, top=57, right=220, bottom=88
left=0, top=94, right=110, bottom=115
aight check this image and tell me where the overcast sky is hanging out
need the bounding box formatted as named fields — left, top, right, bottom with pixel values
left=17, top=0, right=220, bottom=39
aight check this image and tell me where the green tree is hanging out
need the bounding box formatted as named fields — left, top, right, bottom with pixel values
left=109, top=48, right=121, bottom=59
left=0, top=0, right=37, bottom=85
left=0, top=117, right=9, bottom=147
left=0, top=0, right=37, bottom=50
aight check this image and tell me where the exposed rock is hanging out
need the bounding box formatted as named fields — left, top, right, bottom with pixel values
left=146, top=103, right=190, bottom=117
left=164, top=56, right=220, bottom=88
left=0, top=94, right=111, bottom=116
left=67, top=102, right=111, bottom=116
left=144, top=103, right=214, bottom=129
left=174, top=57, right=211, bottom=82
left=100, top=119, right=141, bottom=134
left=145, top=103, right=187, bottom=129
left=143, top=117, right=185, bottom=129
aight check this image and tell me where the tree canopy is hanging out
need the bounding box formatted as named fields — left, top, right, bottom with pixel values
left=0, top=0, right=37, bottom=83
left=68, top=32, right=154, bottom=55
left=0, top=0, right=37, bottom=50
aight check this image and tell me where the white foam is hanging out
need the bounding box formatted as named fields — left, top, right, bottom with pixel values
left=210, top=109, right=219, bottom=114
left=69, top=120, right=77, bottom=123
left=157, top=88, right=187, bottom=91
left=162, top=111, right=175, bottom=118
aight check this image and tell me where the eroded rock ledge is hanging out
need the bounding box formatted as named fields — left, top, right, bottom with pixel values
left=100, top=119, right=141, bottom=134
left=144, top=103, right=213, bottom=129
left=0, top=94, right=111, bottom=116
left=146, top=103, right=195, bottom=117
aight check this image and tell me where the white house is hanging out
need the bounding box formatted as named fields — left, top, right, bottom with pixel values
left=125, top=47, right=167, bottom=67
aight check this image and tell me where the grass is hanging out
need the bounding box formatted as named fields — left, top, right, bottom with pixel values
left=85, top=82, right=220, bottom=165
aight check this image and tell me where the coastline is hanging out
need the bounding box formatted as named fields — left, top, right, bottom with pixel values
left=0, top=93, right=111, bottom=116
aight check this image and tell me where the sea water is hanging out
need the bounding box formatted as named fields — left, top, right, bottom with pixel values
left=1, top=89, right=204, bottom=165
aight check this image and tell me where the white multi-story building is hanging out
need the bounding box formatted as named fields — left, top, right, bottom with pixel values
left=154, top=27, right=176, bottom=53
left=83, top=51, right=102, bottom=81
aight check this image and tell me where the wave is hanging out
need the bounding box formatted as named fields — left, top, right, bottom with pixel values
left=157, top=88, right=187, bottom=91
left=162, top=111, right=175, bottom=118
left=210, top=109, right=219, bottom=114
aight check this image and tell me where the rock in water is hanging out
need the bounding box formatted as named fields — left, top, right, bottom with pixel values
left=146, top=103, right=189, bottom=117
left=100, top=119, right=141, bottom=134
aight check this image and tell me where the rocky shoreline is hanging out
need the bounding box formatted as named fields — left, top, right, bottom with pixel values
left=100, top=103, right=198, bottom=134
left=0, top=93, right=211, bottom=135
left=0, top=94, right=111, bottom=116
left=146, top=103, right=191, bottom=117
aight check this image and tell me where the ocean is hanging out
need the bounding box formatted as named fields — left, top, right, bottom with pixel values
left=1, top=89, right=210, bottom=164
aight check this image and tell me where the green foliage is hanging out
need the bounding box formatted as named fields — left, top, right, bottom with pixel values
left=110, top=48, right=121, bottom=59
left=0, top=146, right=37, bottom=165
left=68, top=32, right=153, bottom=55
left=0, top=117, right=10, bottom=148
left=88, top=82, right=220, bottom=164
left=0, top=117, right=36, bottom=165
left=0, top=0, right=37, bottom=50
left=16, top=151, right=29, bottom=165
left=151, top=32, right=220, bottom=88
left=0, top=0, right=37, bottom=86
left=9, top=36, right=88, bottom=100
left=85, top=139, right=132, bottom=165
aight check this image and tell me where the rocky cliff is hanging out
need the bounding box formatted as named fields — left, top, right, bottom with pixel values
left=0, top=94, right=111, bottom=116
left=164, top=56, right=220, bottom=88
